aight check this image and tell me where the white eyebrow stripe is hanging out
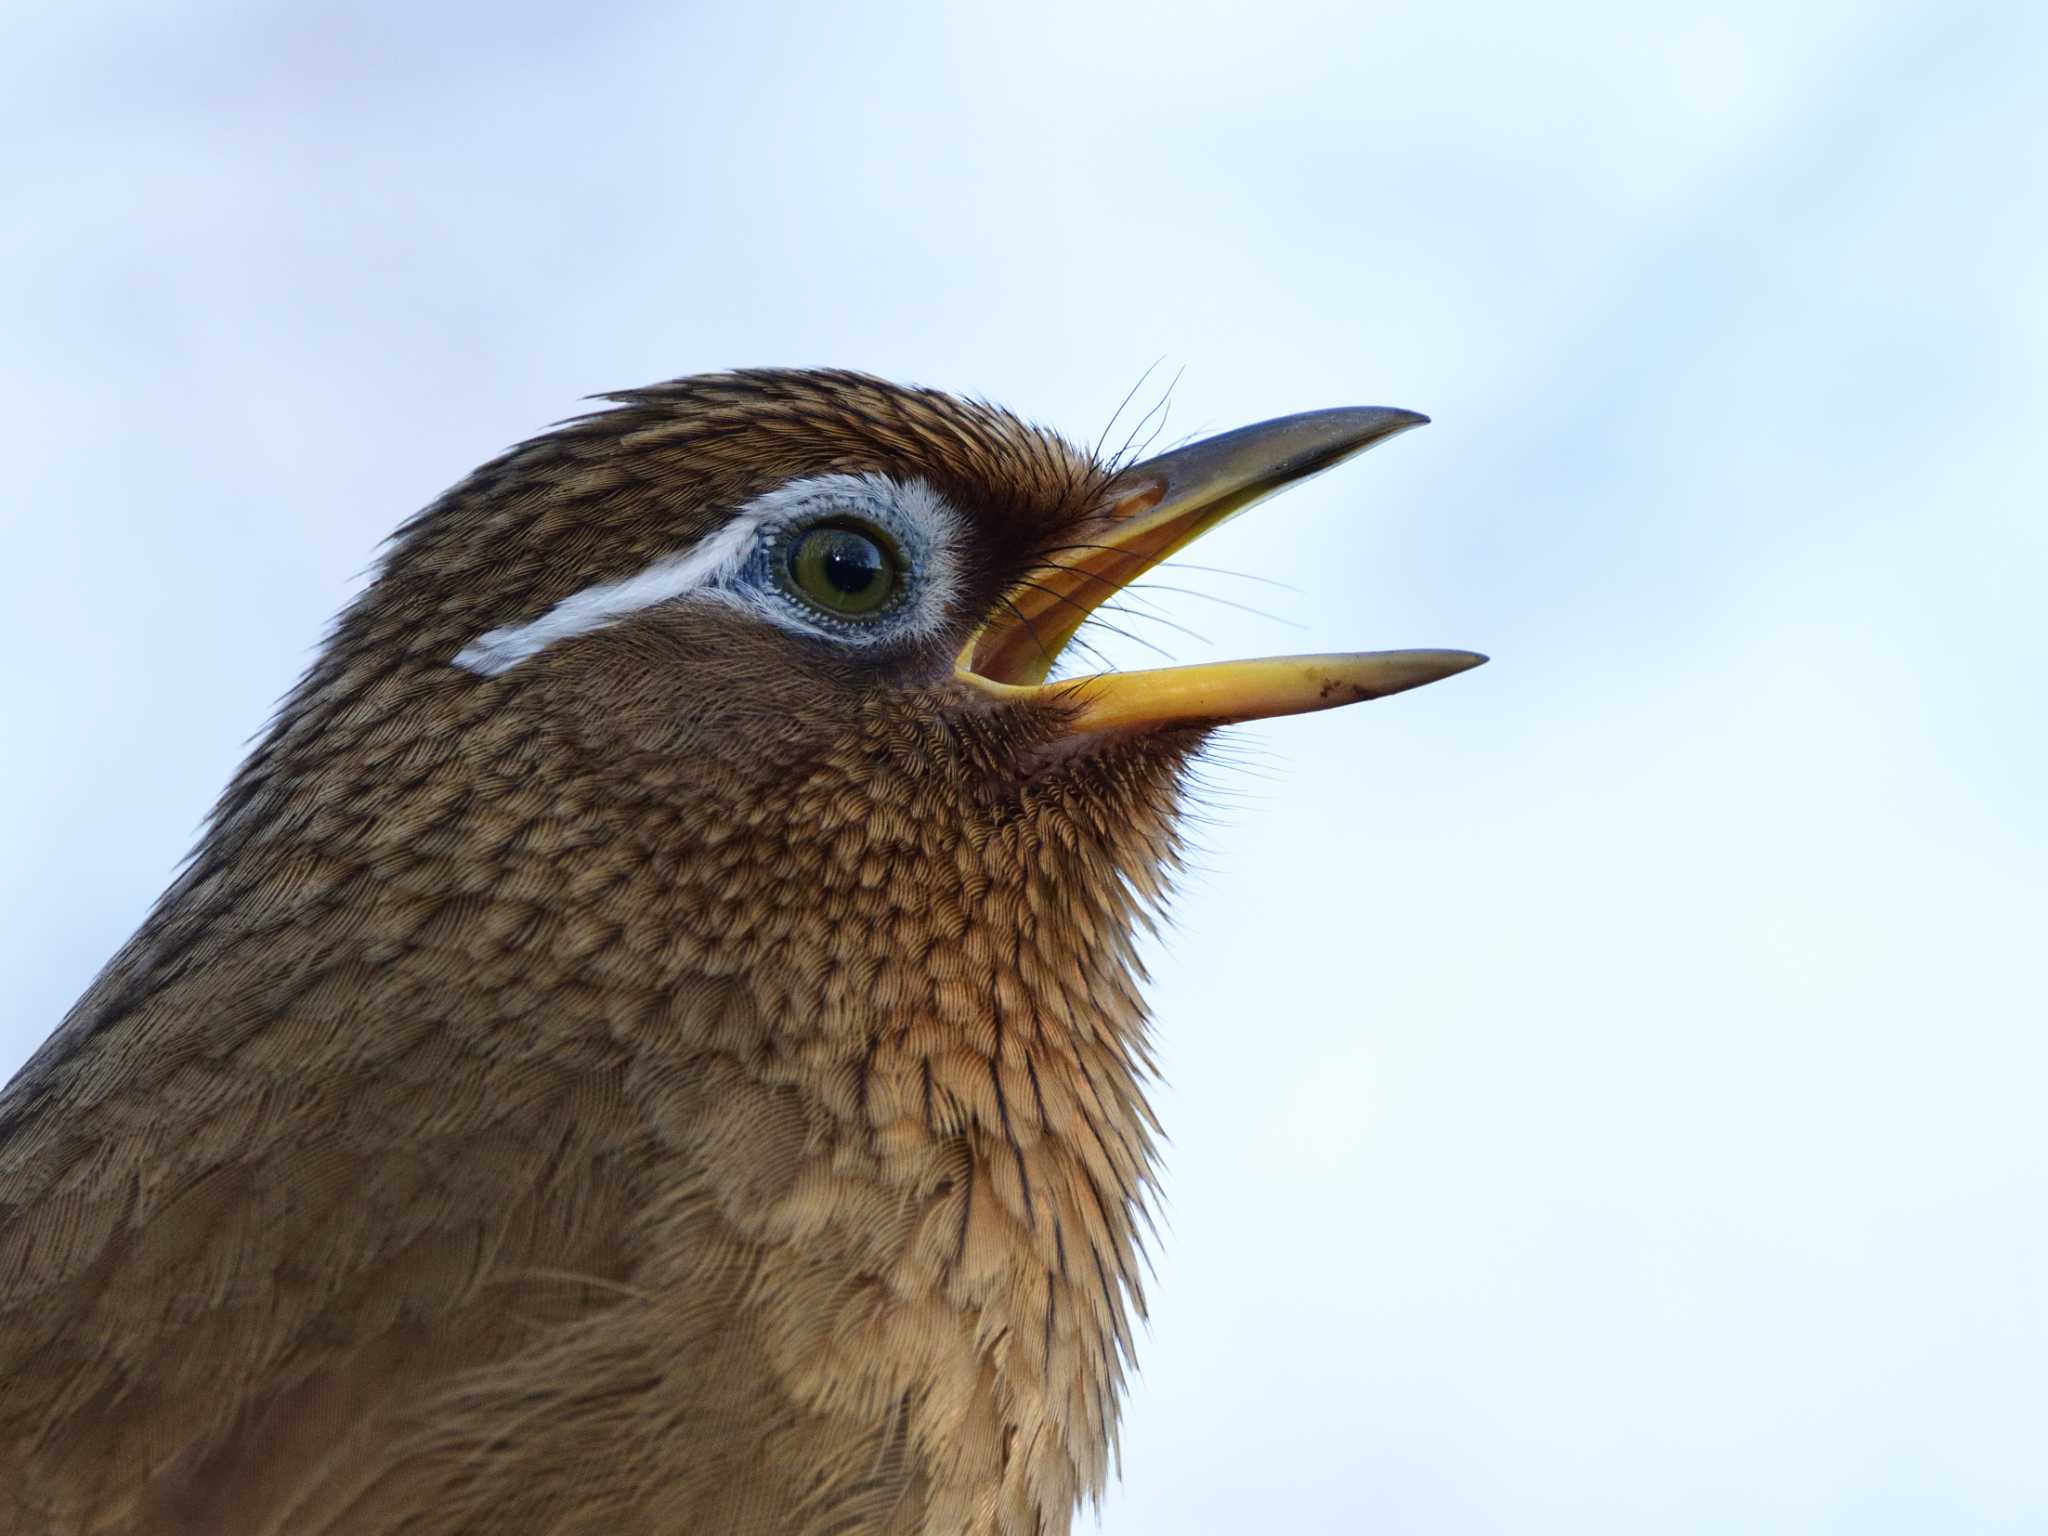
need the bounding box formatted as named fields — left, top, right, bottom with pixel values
left=451, top=472, right=964, bottom=676
left=452, top=511, right=762, bottom=676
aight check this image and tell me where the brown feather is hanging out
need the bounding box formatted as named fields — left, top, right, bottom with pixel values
left=1, top=372, right=1196, bottom=1533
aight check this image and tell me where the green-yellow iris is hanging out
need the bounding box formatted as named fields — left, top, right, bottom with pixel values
left=786, top=522, right=900, bottom=617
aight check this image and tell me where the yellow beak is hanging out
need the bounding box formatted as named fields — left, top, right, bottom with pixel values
left=954, top=405, right=1485, bottom=732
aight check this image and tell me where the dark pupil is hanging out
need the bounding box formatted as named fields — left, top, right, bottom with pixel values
left=820, top=533, right=881, bottom=594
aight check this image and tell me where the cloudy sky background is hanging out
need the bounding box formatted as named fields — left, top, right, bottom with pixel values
left=4, top=2, right=2042, bottom=1530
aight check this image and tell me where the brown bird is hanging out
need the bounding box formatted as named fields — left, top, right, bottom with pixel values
left=0, top=370, right=1481, bottom=1535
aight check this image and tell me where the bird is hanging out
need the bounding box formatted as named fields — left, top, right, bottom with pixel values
left=0, top=369, right=1483, bottom=1535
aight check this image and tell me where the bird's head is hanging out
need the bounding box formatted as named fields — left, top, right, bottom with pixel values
left=225, top=368, right=1479, bottom=1050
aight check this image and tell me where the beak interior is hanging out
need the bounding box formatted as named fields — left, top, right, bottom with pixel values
left=961, top=405, right=1433, bottom=689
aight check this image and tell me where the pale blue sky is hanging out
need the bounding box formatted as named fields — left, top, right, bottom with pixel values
left=3, top=2, right=2042, bottom=1530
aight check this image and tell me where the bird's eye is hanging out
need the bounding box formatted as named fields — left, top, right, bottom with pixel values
left=783, top=521, right=903, bottom=618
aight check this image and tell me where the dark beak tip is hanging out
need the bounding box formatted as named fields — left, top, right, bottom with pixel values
left=1327, top=405, right=1430, bottom=456
left=1412, top=649, right=1490, bottom=687
left=1371, top=407, right=1430, bottom=441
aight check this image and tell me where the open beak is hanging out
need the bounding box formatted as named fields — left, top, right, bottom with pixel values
left=954, top=405, right=1486, bottom=734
